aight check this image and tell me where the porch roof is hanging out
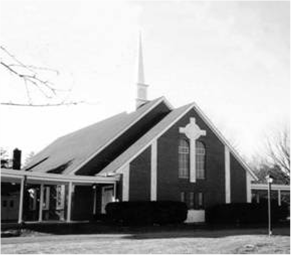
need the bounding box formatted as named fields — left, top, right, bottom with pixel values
left=251, top=183, right=290, bottom=191
left=1, top=168, right=119, bottom=184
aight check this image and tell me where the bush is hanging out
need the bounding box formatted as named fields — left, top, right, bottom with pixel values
left=206, top=202, right=289, bottom=225
left=106, top=201, right=187, bottom=225
left=92, top=213, right=110, bottom=222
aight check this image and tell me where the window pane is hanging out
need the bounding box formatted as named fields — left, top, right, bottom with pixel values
left=196, top=141, right=206, bottom=179
left=198, top=193, right=203, bottom=206
left=43, top=186, right=50, bottom=210
left=180, top=192, right=185, bottom=202
left=189, top=192, right=194, bottom=209
left=179, top=139, right=190, bottom=178
left=56, top=185, right=65, bottom=210
left=194, top=192, right=204, bottom=209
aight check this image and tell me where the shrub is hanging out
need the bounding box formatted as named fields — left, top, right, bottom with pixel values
left=206, top=202, right=289, bottom=225
left=106, top=201, right=187, bottom=225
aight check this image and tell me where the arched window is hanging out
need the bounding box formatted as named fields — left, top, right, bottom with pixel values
left=179, top=139, right=189, bottom=178
left=196, top=141, right=206, bottom=179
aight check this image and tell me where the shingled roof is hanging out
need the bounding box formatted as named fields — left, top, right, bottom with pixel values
left=24, top=97, right=170, bottom=175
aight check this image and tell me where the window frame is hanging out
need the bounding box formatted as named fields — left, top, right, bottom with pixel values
left=43, top=186, right=50, bottom=210
left=194, top=192, right=204, bottom=210
left=196, top=141, right=206, bottom=180
left=56, top=185, right=65, bottom=210
left=180, top=191, right=186, bottom=203
left=178, top=138, right=190, bottom=179
left=189, top=192, right=195, bottom=209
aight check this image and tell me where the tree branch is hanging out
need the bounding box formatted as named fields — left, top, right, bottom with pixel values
left=266, top=127, right=290, bottom=177
left=1, top=46, right=87, bottom=107
left=0, top=101, right=86, bottom=107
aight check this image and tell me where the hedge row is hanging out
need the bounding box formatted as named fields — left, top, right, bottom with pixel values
left=105, top=201, right=188, bottom=225
left=206, top=202, right=289, bottom=224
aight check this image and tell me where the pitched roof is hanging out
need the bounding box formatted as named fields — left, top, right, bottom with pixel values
left=24, top=97, right=170, bottom=175
left=98, top=102, right=258, bottom=181
left=24, top=96, right=257, bottom=181
left=98, top=103, right=195, bottom=176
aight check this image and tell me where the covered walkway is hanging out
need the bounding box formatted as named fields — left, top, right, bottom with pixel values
left=251, top=183, right=290, bottom=205
left=1, top=169, right=119, bottom=223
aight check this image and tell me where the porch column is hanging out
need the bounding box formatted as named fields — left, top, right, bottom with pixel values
left=38, top=184, right=44, bottom=222
left=122, top=165, right=130, bottom=201
left=113, top=182, right=117, bottom=201
left=150, top=140, right=157, bottom=201
left=18, top=176, right=26, bottom=224
left=224, top=146, right=231, bottom=204
left=278, top=189, right=281, bottom=206
left=92, top=184, right=97, bottom=215
left=246, top=173, right=252, bottom=203
left=66, top=182, right=73, bottom=222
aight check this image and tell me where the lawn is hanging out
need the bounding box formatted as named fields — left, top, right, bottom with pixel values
left=1, top=227, right=290, bottom=254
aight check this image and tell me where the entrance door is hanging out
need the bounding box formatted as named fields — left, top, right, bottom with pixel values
left=101, top=186, right=114, bottom=214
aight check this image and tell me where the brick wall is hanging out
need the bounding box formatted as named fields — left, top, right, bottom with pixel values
left=157, top=108, right=226, bottom=208
left=129, top=146, right=151, bottom=201
left=230, top=154, right=247, bottom=202
left=118, top=105, right=248, bottom=207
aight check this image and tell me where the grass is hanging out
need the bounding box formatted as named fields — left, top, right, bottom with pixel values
left=1, top=226, right=290, bottom=254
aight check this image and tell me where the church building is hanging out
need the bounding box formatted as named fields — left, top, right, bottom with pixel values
left=1, top=37, right=258, bottom=224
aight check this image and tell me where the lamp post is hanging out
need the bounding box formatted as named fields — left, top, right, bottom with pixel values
left=266, top=174, right=274, bottom=237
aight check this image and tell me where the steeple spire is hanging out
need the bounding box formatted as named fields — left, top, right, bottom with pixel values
left=138, top=32, right=145, bottom=84
left=136, top=32, right=149, bottom=109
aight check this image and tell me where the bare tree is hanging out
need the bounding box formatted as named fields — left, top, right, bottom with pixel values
left=251, top=162, right=289, bottom=184
left=24, top=151, right=35, bottom=167
left=266, top=126, right=290, bottom=182
left=0, top=46, right=85, bottom=107
left=0, top=147, right=9, bottom=168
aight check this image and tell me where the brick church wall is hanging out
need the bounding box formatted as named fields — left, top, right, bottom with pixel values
left=230, top=154, right=247, bottom=202
left=122, top=106, right=248, bottom=207
left=129, top=146, right=151, bottom=201
left=157, top=108, right=227, bottom=208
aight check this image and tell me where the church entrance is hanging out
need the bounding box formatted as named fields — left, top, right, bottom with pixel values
left=101, top=186, right=114, bottom=214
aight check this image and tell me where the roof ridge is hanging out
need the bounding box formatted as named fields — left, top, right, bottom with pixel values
left=98, top=103, right=194, bottom=175
left=68, top=96, right=170, bottom=175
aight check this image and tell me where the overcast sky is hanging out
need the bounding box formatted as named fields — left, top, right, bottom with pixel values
left=0, top=0, right=289, bottom=162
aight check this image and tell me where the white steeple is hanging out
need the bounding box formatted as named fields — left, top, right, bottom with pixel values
left=136, top=32, right=149, bottom=109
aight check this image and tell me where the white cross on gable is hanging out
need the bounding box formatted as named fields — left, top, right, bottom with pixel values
left=179, top=118, right=206, bottom=140
left=179, top=118, right=206, bottom=183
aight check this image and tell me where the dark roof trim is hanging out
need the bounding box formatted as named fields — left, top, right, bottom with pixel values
left=68, top=97, right=173, bottom=175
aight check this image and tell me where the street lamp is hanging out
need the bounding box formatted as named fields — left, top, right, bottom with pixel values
left=266, top=174, right=274, bottom=237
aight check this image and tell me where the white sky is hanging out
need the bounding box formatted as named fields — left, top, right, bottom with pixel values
left=0, top=0, right=290, bottom=162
